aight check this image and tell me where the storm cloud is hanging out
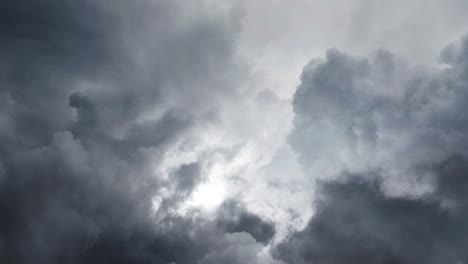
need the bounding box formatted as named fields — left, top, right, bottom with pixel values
left=3, top=1, right=468, bottom=264
left=275, top=157, right=468, bottom=264
left=276, top=33, right=468, bottom=263
left=0, top=0, right=279, bottom=263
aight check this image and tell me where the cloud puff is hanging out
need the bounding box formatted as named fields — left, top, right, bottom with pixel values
left=290, top=35, right=468, bottom=196
left=277, top=33, right=468, bottom=263
left=216, top=200, right=276, bottom=245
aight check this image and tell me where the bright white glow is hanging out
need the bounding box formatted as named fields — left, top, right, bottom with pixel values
left=185, top=173, right=227, bottom=211
left=180, top=143, right=258, bottom=213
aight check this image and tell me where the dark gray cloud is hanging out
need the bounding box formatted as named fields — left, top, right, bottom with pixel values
left=4, top=0, right=468, bottom=263
left=276, top=33, right=468, bottom=263
left=217, top=200, right=276, bottom=245
left=0, top=1, right=278, bottom=263
left=275, top=154, right=468, bottom=264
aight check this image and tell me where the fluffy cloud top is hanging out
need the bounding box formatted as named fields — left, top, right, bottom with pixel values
left=278, top=34, right=468, bottom=263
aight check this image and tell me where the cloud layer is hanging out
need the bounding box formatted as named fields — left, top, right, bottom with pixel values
left=3, top=1, right=468, bottom=264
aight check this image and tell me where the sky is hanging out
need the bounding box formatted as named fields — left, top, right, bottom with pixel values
left=2, top=0, right=468, bottom=263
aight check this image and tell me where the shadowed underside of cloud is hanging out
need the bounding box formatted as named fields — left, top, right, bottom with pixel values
left=275, top=34, right=468, bottom=263
left=275, top=155, right=468, bottom=264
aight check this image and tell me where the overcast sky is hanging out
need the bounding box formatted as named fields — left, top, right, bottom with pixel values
left=2, top=1, right=468, bottom=263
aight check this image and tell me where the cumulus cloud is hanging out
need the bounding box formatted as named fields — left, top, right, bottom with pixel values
left=290, top=37, right=468, bottom=196
left=276, top=33, right=468, bottom=263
